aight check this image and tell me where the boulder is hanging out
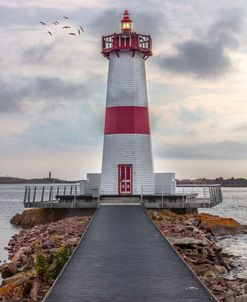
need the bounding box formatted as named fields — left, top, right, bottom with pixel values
left=225, top=290, right=236, bottom=302
left=30, top=280, right=41, bottom=301
left=0, top=262, right=17, bottom=278
left=197, top=214, right=247, bottom=236
left=10, top=209, right=70, bottom=228
left=172, top=237, right=208, bottom=246
left=1, top=272, right=27, bottom=286
left=236, top=295, right=247, bottom=302
left=12, top=247, right=31, bottom=263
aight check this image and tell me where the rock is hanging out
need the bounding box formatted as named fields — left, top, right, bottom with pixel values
left=0, top=262, right=17, bottom=278
left=236, top=295, right=247, bottom=302
left=30, top=281, right=41, bottom=301
left=10, top=209, right=70, bottom=228
left=42, top=240, right=54, bottom=249
left=11, top=246, right=32, bottom=266
left=172, top=237, right=208, bottom=246
left=203, top=271, right=216, bottom=279
left=215, top=265, right=228, bottom=275
left=197, top=214, right=247, bottom=236
left=64, top=237, right=80, bottom=248
left=225, top=290, right=236, bottom=302
left=1, top=272, right=27, bottom=286
left=13, top=276, right=30, bottom=287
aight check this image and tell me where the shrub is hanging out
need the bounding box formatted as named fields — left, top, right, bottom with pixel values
left=51, top=247, right=71, bottom=280
left=35, top=255, right=51, bottom=282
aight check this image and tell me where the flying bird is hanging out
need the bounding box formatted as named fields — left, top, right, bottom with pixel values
left=69, top=32, right=76, bottom=35
left=79, top=26, right=84, bottom=32
left=64, top=16, right=69, bottom=19
left=53, top=21, right=59, bottom=25
left=78, top=29, right=81, bottom=35
left=63, top=26, right=70, bottom=29
left=48, top=31, right=52, bottom=35
left=40, top=21, right=46, bottom=25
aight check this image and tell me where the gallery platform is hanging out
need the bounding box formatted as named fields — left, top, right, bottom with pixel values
left=23, top=184, right=223, bottom=209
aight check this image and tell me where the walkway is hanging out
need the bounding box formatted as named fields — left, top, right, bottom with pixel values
left=45, top=205, right=216, bottom=302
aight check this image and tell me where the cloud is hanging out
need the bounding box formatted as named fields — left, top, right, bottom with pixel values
left=155, top=10, right=243, bottom=78
left=0, top=76, right=89, bottom=114
left=89, top=8, right=166, bottom=38
left=156, top=140, right=247, bottom=160
left=159, top=41, right=230, bottom=78
left=22, top=115, right=103, bottom=149
left=0, top=5, right=64, bottom=27
left=22, top=44, right=54, bottom=64
left=232, top=124, right=247, bottom=132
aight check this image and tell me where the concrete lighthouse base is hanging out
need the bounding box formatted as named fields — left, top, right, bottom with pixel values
left=79, top=171, right=176, bottom=196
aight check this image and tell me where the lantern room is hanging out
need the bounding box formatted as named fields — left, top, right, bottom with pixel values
left=121, top=10, right=132, bottom=32
left=102, top=10, right=152, bottom=60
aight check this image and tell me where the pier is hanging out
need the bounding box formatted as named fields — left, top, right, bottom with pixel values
left=44, top=205, right=216, bottom=301
left=23, top=184, right=223, bottom=209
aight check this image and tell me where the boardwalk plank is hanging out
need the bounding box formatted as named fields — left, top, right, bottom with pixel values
left=45, top=205, right=215, bottom=302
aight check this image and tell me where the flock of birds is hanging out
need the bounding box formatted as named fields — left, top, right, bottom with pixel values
left=40, top=16, right=84, bottom=37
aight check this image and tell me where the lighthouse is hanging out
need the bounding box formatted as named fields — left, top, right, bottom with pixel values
left=100, top=10, right=155, bottom=195
left=80, top=10, right=176, bottom=198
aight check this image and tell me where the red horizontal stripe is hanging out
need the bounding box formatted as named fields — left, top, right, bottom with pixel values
left=104, top=106, right=150, bottom=135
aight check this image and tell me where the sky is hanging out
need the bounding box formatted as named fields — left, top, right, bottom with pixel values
left=0, top=0, right=247, bottom=180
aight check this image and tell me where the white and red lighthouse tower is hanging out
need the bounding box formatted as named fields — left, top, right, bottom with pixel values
left=100, top=10, right=155, bottom=195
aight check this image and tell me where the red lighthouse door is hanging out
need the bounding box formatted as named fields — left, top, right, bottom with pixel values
left=118, top=164, right=132, bottom=195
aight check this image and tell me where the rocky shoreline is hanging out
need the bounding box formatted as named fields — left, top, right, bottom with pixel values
left=149, top=210, right=247, bottom=302
left=0, top=214, right=91, bottom=301
left=0, top=209, right=247, bottom=302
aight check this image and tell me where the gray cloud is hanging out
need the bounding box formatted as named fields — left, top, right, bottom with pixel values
left=22, top=44, right=54, bottom=64
left=155, top=10, right=243, bottom=78
left=160, top=41, right=230, bottom=78
left=0, top=5, right=65, bottom=27
left=156, top=140, right=247, bottom=160
left=0, top=76, right=89, bottom=114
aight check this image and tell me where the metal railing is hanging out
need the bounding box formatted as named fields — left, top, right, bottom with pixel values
left=23, top=185, right=79, bottom=204
left=140, top=184, right=222, bottom=206
left=24, top=184, right=223, bottom=208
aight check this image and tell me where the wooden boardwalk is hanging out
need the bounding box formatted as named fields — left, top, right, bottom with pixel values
left=44, top=205, right=216, bottom=302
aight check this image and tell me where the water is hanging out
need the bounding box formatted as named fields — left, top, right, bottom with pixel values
left=199, top=187, right=247, bottom=279
left=0, top=184, right=25, bottom=263
left=0, top=185, right=246, bottom=278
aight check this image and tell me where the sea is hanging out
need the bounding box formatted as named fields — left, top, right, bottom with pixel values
left=0, top=185, right=246, bottom=279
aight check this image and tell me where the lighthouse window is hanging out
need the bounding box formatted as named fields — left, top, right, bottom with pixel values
left=122, top=22, right=131, bottom=30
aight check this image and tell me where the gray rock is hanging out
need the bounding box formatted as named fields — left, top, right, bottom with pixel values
left=30, top=281, right=41, bottom=301
left=236, top=295, right=247, bottom=302
left=172, top=237, right=208, bottom=246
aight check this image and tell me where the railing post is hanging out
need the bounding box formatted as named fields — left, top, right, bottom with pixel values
left=23, top=186, right=28, bottom=204
left=141, top=186, right=143, bottom=205
left=161, top=187, right=164, bottom=208
left=41, top=186, right=44, bottom=202
left=63, top=186, right=66, bottom=195
left=33, top=186, right=36, bottom=203
left=28, top=186, right=31, bottom=204
left=49, top=186, right=53, bottom=202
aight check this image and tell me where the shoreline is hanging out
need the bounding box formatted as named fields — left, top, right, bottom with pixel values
left=0, top=209, right=246, bottom=301
left=0, top=213, right=92, bottom=301
left=149, top=210, right=247, bottom=301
